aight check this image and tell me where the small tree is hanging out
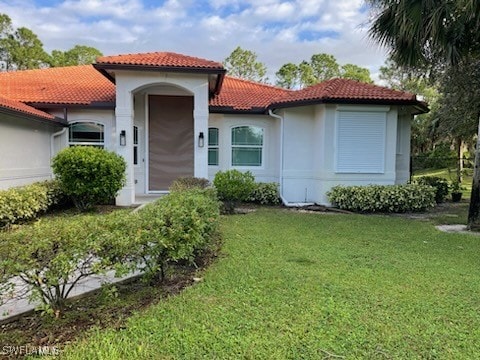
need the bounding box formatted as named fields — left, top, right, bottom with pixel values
left=52, top=147, right=126, bottom=211
left=213, top=170, right=255, bottom=213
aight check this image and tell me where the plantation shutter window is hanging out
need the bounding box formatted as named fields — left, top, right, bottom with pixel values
left=335, top=111, right=386, bottom=173
left=208, top=127, right=219, bottom=166
left=231, top=126, right=264, bottom=167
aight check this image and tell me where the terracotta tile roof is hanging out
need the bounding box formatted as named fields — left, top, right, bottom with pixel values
left=271, top=78, right=419, bottom=107
left=210, top=76, right=292, bottom=112
left=96, top=51, right=224, bottom=71
left=0, top=65, right=115, bottom=106
left=0, top=95, right=60, bottom=122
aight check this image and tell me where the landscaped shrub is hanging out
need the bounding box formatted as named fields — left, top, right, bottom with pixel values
left=0, top=211, right=134, bottom=317
left=414, top=176, right=450, bottom=203
left=213, top=170, right=255, bottom=213
left=0, top=187, right=220, bottom=316
left=133, top=189, right=220, bottom=282
left=0, top=180, right=65, bottom=228
left=52, top=147, right=126, bottom=211
left=248, top=182, right=281, bottom=205
left=169, top=177, right=210, bottom=192
left=327, top=184, right=436, bottom=213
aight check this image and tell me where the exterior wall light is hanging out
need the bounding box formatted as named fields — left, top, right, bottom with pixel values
left=198, top=132, right=205, bottom=148
left=120, top=130, right=126, bottom=146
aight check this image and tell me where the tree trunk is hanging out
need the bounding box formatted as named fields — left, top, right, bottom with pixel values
left=467, top=116, right=480, bottom=230
left=456, top=137, right=463, bottom=183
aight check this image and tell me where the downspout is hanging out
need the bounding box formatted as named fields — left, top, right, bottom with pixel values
left=268, top=109, right=291, bottom=207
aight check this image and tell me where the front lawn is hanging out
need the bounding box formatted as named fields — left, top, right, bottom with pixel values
left=63, top=209, right=480, bottom=359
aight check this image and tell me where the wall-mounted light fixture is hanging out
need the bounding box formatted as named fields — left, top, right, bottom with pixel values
left=198, top=132, right=205, bottom=148
left=120, top=130, right=126, bottom=146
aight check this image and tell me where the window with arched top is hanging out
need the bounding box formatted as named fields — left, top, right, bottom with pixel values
left=231, top=126, right=264, bottom=167
left=69, top=122, right=105, bottom=148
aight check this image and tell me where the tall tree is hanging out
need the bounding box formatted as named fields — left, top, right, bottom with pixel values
left=5, top=27, right=49, bottom=70
left=224, top=46, right=268, bottom=83
left=275, top=63, right=299, bottom=89
left=275, top=53, right=371, bottom=89
left=50, top=45, right=103, bottom=67
left=367, top=0, right=480, bottom=229
left=341, top=64, right=373, bottom=83
left=310, top=53, right=340, bottom=82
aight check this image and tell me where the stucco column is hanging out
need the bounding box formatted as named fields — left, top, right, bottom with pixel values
left=193, top=82, right=209, bottom=179
left=115, top=105, right=135, bottom=206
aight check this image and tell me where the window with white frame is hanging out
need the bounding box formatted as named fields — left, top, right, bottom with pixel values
left=208, top=127, right=219, bottom=166
left=231, top=126, right=264, bottom=167
left=133, top=126, right=139, bottom=165
left=69, top=122, right=105, bottom=148
left=335, top=111, right=386, bottom=173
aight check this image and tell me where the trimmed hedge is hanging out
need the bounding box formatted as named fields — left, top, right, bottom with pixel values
left=414, top=176, right=450, bottom=203
left=0, top=180, right=65, bottom=228
left=52, top=147, right=126, bottom=211
left=213, top=170, right=255, bottom=213
left=248, top=182, right=281, bottom=205
left=327, top=184, right=436, bottom=213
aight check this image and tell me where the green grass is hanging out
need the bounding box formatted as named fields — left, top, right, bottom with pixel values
left=62, top=209, right=480, bottom=359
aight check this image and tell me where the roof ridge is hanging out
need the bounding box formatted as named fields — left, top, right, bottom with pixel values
left=225, top=75, right=293, bottom=92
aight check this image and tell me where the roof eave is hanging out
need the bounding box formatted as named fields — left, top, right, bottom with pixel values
left=209, top=106, right=267, bottom=115
left=27, top=102, right=116, bottom=110
left=0, top=107, right=66, bottom=126
left=269, top=98, right=430, bottom=112
left=94, top=63, right=226, bottom=75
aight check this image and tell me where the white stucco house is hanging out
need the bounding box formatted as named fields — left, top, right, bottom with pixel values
left=0, top=52, right=428, bottom=206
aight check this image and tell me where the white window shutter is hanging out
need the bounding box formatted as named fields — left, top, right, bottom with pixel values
left=336, top=111, right=386, bottom=173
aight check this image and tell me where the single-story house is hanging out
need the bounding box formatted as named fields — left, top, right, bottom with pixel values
left=0, top=51, right=428, bottom=206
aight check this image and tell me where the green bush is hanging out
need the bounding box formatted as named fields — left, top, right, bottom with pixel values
left=52, top=147, right=126, bottom=211
left=0, top=188, right=220, bottom=316
left=133, top=189, right=220, bottom=282
left=327, top=184, right=436, bottom=213
left=169, top=177, right=210, bottom=192
left=0, top=180, right=65, bottom=228
left=213, top=170, right=255, bottom=213
left=0, top=211, right=133, bottom=316
left=414, top=176, right=450, bottom=203
left=413, top=143, right=457, bottom=170
left=248, top=182, right=281, bottom=205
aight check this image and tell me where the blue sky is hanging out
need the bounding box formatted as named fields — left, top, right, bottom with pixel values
left=0, top=0, right=388, bottom=82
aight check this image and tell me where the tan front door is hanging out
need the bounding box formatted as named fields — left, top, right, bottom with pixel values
left=148, top=95, right=194, bottom=191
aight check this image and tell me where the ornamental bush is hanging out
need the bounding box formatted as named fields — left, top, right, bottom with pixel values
left=414, top=176, right=450, bottom=203
left=0, top=211, right=133, bottom=316
left=132, top=188, right=220, bottom=282
left=213, top=170, right=255, bottom=213
left=0, top=188, right=220, bottom=316
left=248, top=182, right=281, bottom=205
left=327, top=184, right=436, bottom=213
left=0, top=180, right=65, bottom=228
left=52, top=147, right=126, bottom=211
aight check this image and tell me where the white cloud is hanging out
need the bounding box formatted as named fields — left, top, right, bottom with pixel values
left=0, top=0, right=387, bottom=82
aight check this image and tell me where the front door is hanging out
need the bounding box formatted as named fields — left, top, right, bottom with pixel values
left=148, top=95, right=194, bottom=191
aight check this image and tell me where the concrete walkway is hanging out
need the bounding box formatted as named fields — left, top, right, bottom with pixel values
left=0, top=270, right=140, bottom=323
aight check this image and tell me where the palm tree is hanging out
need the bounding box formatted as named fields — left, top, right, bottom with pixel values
left=367, top=0, right=480, bottom=229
